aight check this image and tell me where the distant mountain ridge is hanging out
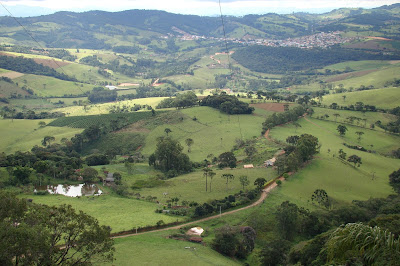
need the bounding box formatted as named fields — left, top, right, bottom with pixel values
left=0, top=4, right=399, bottom=49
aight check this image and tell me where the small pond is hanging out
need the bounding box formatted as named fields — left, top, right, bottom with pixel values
left=35, top=183, right=102, bottom=197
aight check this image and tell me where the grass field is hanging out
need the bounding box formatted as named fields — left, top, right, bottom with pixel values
left=324, top=60, right=396, bottom=72
left=108, top=231, right=241, bottom=266
left=97, top=163, right=277, bottom=205
left=311, top=107, right=398, bottom=131
left=141, top=107, right=265, bottom=162
left=320, top=87, right=400, bottom=109
left=21, top=193, right=186, bottom=233
left=14, top=74, right=93, bottom=97
left=269, top=117, right=399, bottom=203
left=53, top=97, right=167, bottom=116
left=0, top=119, right=83, bottom=153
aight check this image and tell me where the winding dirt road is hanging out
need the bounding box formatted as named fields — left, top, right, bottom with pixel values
left=112, top=177, right=284, bottom=239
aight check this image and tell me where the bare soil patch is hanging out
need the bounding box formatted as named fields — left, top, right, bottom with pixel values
left=0, top=71, right=25, bottom=79
left=325, top=69, right=377, bottom=83
left=116, top=120, right=150, bottom=133
left=250, top=102, right=293, bottom=112
left=33, top=58, right=70, bottom=69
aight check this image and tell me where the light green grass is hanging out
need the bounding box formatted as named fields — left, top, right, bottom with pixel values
left=311, top=107, right=398, bottom=131
left=324, top=60, right=396, bottom=72
left=14, top=74, right=93, bottom=97
left=21, top=194, right=185, bottom=233
left=108, top=231, right=241, bottom=266
left=141, top=107, right=264, bottom=162
left=269, top=117, right=400, bottom=203
left=53, top=97, right=168, bottom=116
left=330, top=65, right=400, bottom=89
left=0, top=119, right=83, bottom=153
left=320, top=87, right=400, bottom=109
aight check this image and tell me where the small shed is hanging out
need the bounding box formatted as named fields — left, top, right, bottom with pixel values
left=105, top=85, right=118, bottom=90
left=243, top=164, right=254, bottom=169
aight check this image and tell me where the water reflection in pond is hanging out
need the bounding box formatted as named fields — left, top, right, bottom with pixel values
left=35, top=184, right=102, bottom=197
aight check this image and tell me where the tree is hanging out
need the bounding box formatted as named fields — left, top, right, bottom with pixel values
left=337, top=125, right=348, bottom=136
left=0, top=192, right=114, bottom=265
left=258, top=239, right=291, bottom=266
left=209, top=170, right=216, bottom=192
left=239, top=175, right=250, bottom=190
left=389, top=168, right=400, bottom=194
left=12, top=166, right=32, bottom=185
left=203, top=168, right=211, bottom=192
left=325, top=223, right=400, bottom=265
left=149, top=137, right=192, bottom=176
left=347, top=154, right=362, bottom=167
left=222, top=173, right=234, bottom=192
left=311, top=189, right=330, bottom=209
left=296, top=134, right=319, bottom=162
left=38, top=121, right=46, bottom=127
left=81, top=167, right=98, bottom=182
left=164, top=128, right=172, bottom=136
left=275, top=201, right=299, bottom=240
left=333, top=113, right=340, bottom=123
left=286, top=135, right=299, bottom=145
left=254, top=178, right=266, bottom=191
left=185, top=138, right=194, bottom=153
left=41, top=135, right=55, bottom=147
left=338, top=149, right=347, bottom=160
left=218, top=152, right=237, bottom=168
left=355, top=131, right=364, bottom=143
left=113, top=172, right=122, bottom=185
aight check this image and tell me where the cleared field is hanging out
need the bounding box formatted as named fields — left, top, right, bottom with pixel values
left=14, top=74, right=93, bottom=97
left=0, top=119, right=83, bottom=153
left=53, top=97, right=167, bottom=116
left=311, top=107, right=398, bottom=131
left=324, top=60, right=395, bottom=72
left=329, top=65, right=400, bottom=88
left=269, top=117, right=400, bottom=203
left=48, top=111, right=156, bottom=128
left=141, top=107, right=265, bottom=162
left=108, top=231, right=241, bottom=266
left=321, top=87, right=400, bottom=109
left=22, top=194, right=185, bottom=233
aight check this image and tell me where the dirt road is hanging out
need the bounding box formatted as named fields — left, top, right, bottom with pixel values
left=112, top=177, right=284, bottom=239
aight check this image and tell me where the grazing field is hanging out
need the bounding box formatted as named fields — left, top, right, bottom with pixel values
left=320, top=87, right=400, bottom=109
left=22, top=194, right=185, bottom=233
left=329, top=64, right=400, bottom=89
left=52, top=97, right=167, bottom=116
left=324, top=60, right=395, bottom=72
left=311, top=107, right=398, bottom=131
left=269, top=117, right=399, bottom=203
left=141, top=107, right=265, bottom=162
left=250, top=102, right=296, bottom=112
left=48, top=111, right=156, bottom=128
left=108, top=231, right=241, bottom=266
left=14, top=74, right=93, bottom=97
left=0, top=119, right=83, bottom=153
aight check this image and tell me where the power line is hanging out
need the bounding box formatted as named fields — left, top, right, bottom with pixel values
left=218, top=0, right=232, bottom=74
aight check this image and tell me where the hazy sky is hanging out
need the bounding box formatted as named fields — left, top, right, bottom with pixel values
left=1, top=0, right=399, bottom=17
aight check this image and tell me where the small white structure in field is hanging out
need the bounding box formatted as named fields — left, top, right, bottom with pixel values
left=243, top=164, right=254, bottom=169
left=186, top=227, right=204, bottom=236
left=105, top=85, right=118, bottom=90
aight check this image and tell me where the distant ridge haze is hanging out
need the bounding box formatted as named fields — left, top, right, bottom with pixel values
left=1, top=0, right=400, bottom=17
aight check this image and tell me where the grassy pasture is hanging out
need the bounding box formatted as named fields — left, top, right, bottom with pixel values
left=320, top=87, right=400, bottom=109
left=52, top=97, right=167, bottom=116
left=269, top=117, right=399, bottom=203
left=311, top=107, right=398, bottom=131
left=112, top=164, right=276, bottom=205
left=329, top=64, right=400, bottom=88
left=141, top=107, right=265, bottom=162
left=14, top=74, right=93, bottom=97
left=22, top=193, right=185, bottom=233
left=0, top=119, right=83, bottom=153
left=48, top=111, right=156, bottom=128
left=108, top=231, right=241, bottom=266
left=324, top=60, right=395, bottom=72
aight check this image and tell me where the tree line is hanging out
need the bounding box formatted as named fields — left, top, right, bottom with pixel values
left=200, top=94, right=254, bottom=115
left=0, top=55, right=76, bottom=81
